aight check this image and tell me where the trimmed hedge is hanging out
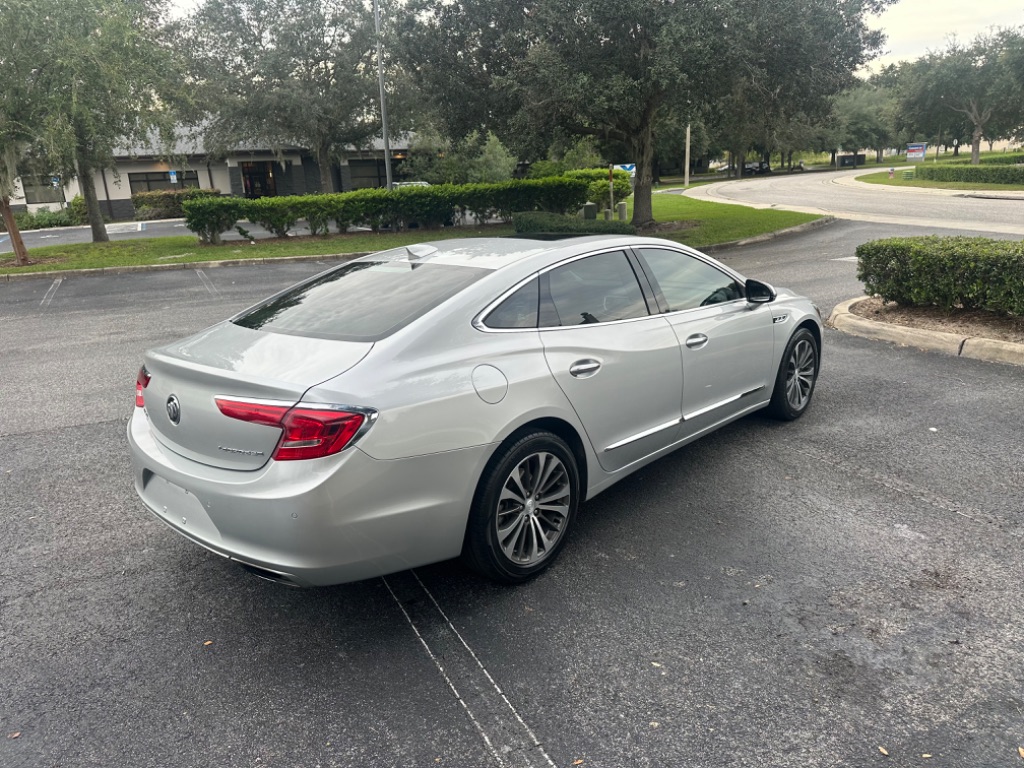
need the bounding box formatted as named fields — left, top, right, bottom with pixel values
left=856, top=236, right=1024, bottom=315
left=181, top=177, right=590, bottom=243
left=914, top=164, right=1024, bottom=185
left=0, top=206, right=74, bottom=231
left=946, top=152, right=1024, bottom=166
left=132, top=188, right=221, bottom=220
left=513, top=211, right=636, bottom=235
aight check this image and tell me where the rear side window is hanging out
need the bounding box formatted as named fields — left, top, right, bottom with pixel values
left=233, top=260, right=487, bottom=341
left=543, top=251, right=649, bottom=326
left=483, top=279, right=539, bottom=329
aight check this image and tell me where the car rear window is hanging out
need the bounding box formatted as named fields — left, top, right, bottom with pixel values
left=232, top=260, right=488, bottom=341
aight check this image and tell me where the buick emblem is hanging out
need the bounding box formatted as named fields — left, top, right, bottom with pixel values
left=166, top=395, right=181, bottom=425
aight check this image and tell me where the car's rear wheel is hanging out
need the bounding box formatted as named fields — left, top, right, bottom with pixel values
left=766, top=327, right=819, bottom=420
left=463, top=431, right=580, bottom=584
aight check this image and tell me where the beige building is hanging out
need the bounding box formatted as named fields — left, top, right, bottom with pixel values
left=9, top=137, right=409, bottom=220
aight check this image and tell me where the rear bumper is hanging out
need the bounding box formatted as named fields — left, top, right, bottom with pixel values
left=127, top=408, right=490, bottom=586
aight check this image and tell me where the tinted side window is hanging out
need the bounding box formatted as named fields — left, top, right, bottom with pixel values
left=638, top=248, right=744, bottom=312
left=544, top=251, right=649, bottom=326
left=484, top=279, right=539, bottom=329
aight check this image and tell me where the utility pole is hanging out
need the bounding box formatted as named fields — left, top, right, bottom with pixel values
left=373, top=0, right=393, bottom=190
left=684, top=123, right=691, bottom=188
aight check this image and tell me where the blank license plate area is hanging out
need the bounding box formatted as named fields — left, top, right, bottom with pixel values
left=144, top=474, right=222, bottom=544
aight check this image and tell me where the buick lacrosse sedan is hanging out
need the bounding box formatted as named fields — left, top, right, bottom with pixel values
left=129, top=235, right=822, bottom=586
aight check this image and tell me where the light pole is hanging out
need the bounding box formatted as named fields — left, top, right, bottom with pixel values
left=373, top=0, right=393, bottom=190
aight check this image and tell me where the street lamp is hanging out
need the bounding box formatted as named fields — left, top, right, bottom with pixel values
left=373, top=0, right=393, bottom=190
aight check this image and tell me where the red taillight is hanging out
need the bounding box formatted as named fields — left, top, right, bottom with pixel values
left=135, top=366, right=151, bottom=408
left=214, top=398, right=368, bottom=461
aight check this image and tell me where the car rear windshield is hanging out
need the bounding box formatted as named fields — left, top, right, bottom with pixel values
left=232, top=260, right=488, bottom=341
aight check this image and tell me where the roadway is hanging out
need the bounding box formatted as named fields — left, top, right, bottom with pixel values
left=680, top=168, right=1024, bottom=237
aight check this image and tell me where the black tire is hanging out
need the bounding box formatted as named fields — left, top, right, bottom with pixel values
left=462, top=431, right=580, bottom=584
left=766, top=327, right=819, bottom=421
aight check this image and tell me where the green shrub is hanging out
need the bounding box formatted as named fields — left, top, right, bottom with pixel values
left=132, top=188, right=221, bottom=220
left=69, top=195, right=89, bottom=225
left=0, top=207, right=74, bottom=231
left=243, top=196, right=301, bottom=237
left=513, top=211, right=636, bottom=235
left=945, top=152, right=1024, bottom=166
left=181, top=178, right=591, bottom=241
left=856, top=236, right=1024, bottom=315
left=182, top=196, right=246, bottom=244
left=915, top=164, right=1024, bottom=184
left=29, top=207, right=73, bottom=228
left=526, top=160, right=566, bottom=179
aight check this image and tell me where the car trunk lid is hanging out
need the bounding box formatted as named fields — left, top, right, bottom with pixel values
left=141, top=322, right=372, bottom=471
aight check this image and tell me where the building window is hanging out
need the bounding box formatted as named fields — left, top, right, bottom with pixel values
left=22, top=176, right=65, bottom=205
left=128, top=171, right=200, bottom=195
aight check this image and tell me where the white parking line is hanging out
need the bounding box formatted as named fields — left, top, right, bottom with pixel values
left=40, top=278, right=63, bottom=308
left=383, top=571, right=558, bottom=768
left=194, top=269, right=220, bottom=296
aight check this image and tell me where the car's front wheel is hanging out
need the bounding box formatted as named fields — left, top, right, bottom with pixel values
left=463, top=431, right=580, bottom=584
left=766, top=327, right=819, bottom=420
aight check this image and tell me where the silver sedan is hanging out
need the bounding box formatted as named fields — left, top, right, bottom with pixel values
left=128, top=235, right=822, bottom=586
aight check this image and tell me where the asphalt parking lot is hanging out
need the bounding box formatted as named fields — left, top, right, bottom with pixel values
left=2, top=221, right=1022, bottom=768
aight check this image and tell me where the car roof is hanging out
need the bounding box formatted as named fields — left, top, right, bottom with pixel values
left=359, top=235, right=678, bottom=272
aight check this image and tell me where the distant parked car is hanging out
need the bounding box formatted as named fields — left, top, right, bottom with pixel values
left=129, top=235, right=822, bottom=587
left=743, top=161, right=771, bottom=175
left=394, top=181, right=431, bottom=188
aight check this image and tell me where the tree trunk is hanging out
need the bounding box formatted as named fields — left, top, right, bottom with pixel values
left=1, top=196, right=30, bottom=266
left=76, top=157, right=109, bottom=242
left=829, top=149, right=837, bottom=168
left=630, top=118, right=656, bottom=229
left=876, top=148, right=883, bottom=163
left=971, top=126, right=982, bottom=165
left=317, top=145, right=336, bottom=193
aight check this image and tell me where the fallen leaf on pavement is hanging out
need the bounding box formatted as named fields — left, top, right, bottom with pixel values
left=203, top=640, right=213, bottom=646
left=7, top=732, right=21, bottom=739
left=923, top=755, right=932, bottom=759
left=879, top=747, right=889, bottom=756
left=1018, top=746, right=1024, bottom=759
left=573, top=761, right=584, bottom=766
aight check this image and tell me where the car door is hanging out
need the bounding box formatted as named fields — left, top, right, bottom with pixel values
left=633, top=246, right=776, bottom=435
left=539, top=249, right=684, bottom=473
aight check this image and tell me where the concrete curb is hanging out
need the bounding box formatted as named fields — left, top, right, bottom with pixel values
left=1, top=251, right=371, bottom=282
left=1, top=219, right=836, bottom=281
left=700, top=216, right=836, bottom=253
left=828, top=297, right=1024, bottom=367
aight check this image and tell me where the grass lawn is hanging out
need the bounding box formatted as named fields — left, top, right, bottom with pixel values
left=634, top=194, right=820, bottom=248
left=1, top=195, right=820, bottom=275
left=855, top=170, right=1024, bottom=192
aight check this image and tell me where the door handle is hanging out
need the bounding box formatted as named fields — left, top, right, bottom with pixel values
left=685, top=333, right=709, bottom=349
left=569, top=359, right=601, bottom=378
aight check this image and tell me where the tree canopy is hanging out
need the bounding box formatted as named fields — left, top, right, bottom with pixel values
left=178, top=0, right=385, bottom=193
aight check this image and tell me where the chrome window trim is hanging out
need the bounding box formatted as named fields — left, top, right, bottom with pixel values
left=631, top=245, right=751, bottom=316
left=474, top=245, right=653, bottom=333
left=472, top=272, right=542, bottom=333
left=603, top=418, right=682, bottom=452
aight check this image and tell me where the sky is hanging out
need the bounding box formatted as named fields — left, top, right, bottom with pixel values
left=865, top=0, right=1024, bottom=70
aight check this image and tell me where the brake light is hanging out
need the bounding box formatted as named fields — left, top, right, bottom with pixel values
left=135, top=366, right=151, bottom=408
left=214, top=398, right=368, bottom=461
